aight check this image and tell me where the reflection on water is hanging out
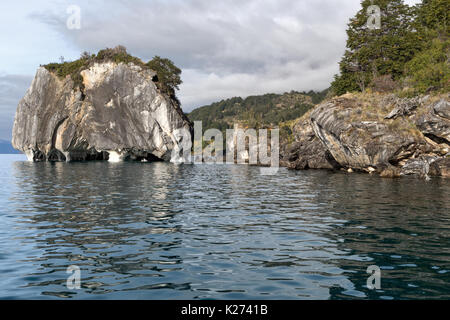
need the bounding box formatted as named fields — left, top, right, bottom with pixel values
left=0, top=154, right=449, bottom=299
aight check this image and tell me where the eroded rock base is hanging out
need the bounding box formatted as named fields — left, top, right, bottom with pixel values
left=25, top=148, right=164, bottom=163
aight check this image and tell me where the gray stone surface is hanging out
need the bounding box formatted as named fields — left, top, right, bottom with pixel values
left=400, top=156, right=437, bottom=177
left=309, top=99, right=429, bottom=171
left=415, top=99, right=450, bottom=145
left=429, top=157, right=450, bottom=177
left=282, top=94, right=449, bottom=178
left=281, top=115, right=340, bottom=170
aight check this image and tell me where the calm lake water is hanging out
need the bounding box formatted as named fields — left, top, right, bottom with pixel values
left=0, top=154, right=449, bottom=299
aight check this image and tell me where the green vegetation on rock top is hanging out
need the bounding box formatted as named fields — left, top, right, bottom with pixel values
left=43, top=46, right=182, bottom=97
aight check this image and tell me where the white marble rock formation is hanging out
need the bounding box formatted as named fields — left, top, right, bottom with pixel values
left=12, top=62, right=192, bottom=162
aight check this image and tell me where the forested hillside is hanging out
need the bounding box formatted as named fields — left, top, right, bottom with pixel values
left=187, top=89, right=329, bottom=133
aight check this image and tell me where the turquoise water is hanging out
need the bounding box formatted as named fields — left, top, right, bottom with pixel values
left=0, top=154, right=449, bottom=299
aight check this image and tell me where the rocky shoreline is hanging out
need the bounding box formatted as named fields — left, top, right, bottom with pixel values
left=10, top=56, right=449, bottom=179
left=281, top=93, right=450, bottom=178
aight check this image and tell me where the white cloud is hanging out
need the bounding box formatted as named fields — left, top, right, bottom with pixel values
left=28, top=0, right=362, bottom=111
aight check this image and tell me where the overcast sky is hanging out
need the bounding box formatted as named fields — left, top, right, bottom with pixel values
left=0, top=0, right=421, bottom=140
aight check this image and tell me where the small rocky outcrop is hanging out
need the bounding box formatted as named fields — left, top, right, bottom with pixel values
left=282, top=93, right=450, bottom=178
left=415, top=99, right=450, bottom=145
left=399, top=156, right=437, bottom=177
left=309, top=97, right=432, bottom=171
left=12, top=59, right=192, bottom=162
left=280, top=114, right=340, bottom=170
left=429, top=158, right=450, bottom=177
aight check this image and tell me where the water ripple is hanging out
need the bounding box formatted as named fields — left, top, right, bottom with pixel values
left=0, top=154, right=448, bottom=299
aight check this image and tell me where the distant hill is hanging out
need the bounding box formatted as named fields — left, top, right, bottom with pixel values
left=187, top=89, right=329, bottom=133
left=0, top=140, right=20, bottom=154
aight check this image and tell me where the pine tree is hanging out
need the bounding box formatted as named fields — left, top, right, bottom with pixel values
left=332, top=0, right=420, bottom=95
left=415, top=0, right=449, bottom=34
left=146, top=56, right=182, bottom=97
left=404, top=0, right=449, bottom=93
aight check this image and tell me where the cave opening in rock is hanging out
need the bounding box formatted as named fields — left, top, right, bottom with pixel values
left=85, top=151, right=110, bottom=161
left=63, top=150, right=110, bottom=162
left=47, top=149, right=66, bottom=162
left=128, top=152, right=164, bottom=162
left=145, top=153, right=164, bottom=162
left=424, top=133, right=449, bottom=146
left=33, top=150, right=47, bottom=162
